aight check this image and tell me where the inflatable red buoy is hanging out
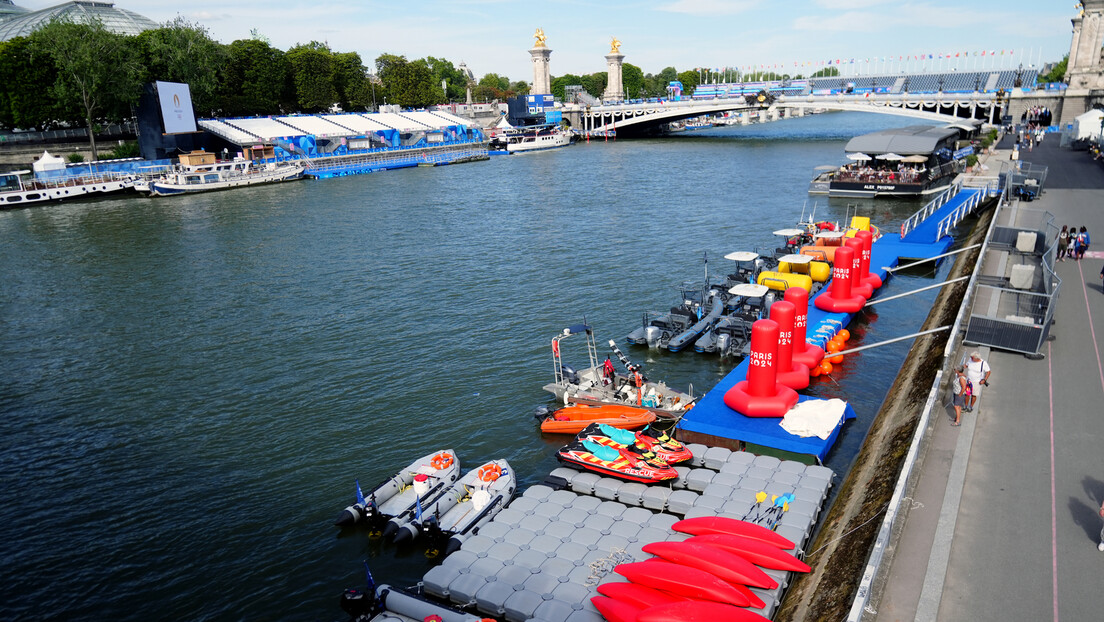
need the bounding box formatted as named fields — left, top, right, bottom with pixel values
left=768, top=300, right=810, bottom=390
left=723, top=319, right=799, bottom=417
left=855, top=229, right=883, bottom=290
left=814, top=245, right=867, bottom=313
left=785, top=287, right=824, bottom=370
left=846, top=238, right=874, bottom=299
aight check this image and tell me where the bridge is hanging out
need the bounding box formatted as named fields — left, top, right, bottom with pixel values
left=561, top=68, right=1047, bottom=136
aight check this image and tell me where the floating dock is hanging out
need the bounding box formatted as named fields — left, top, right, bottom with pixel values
left=676, top=187, right=984, bottom=462
left=421, top=447, right=833, bottom=622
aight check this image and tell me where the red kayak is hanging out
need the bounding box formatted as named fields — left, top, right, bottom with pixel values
left=688, top=533, right=812, bottom=573
left=596, top=582, right=685, bottom=609
left=641, top=541, right=777, bottom=589
left=590, top=596, right=642, bottom=622
left=637, top=601, right=771, bottom=622
left=672, top=516, right=796, bottom=550
left=614, top=560, right=751, bottom=607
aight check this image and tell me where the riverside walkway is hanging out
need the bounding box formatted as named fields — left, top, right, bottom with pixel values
left=868, top=137, right=1104, bottom=621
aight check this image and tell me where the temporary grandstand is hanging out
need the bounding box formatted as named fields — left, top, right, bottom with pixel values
left=197, top=109, right=488, bottom=178
left=806, top=68, right=1039, bottom=94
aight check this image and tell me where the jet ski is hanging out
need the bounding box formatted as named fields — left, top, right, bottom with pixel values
left=556, top=438, right=677, bottom=483
left=580, top=422, right=694, bottom=465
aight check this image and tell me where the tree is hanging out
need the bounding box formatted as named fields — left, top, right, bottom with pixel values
left=550, top=74, right=583, bottom=101
left=332, top=52, right=373, bottom=111
left=286, top=41, right=337, bottom=112
left=0, top=37, right=70, bottom=130
left=220, top=38, right=292, bottom=116
left=810, top=66, right=840, bottom=78
left=425, top=56, right=469, bottom=102
left=134, top=17, right=226, bottom=117
left=1042, top=55, right=1068, bottom=84
left=375, top=54, right=442, bottom=108
left=580, top=72, right=607, bottom=99
left=471, top=72, right=511, bottom=101
left=622, top=63, right=644, bottom=100
left=510, top=80, right=530, bottom=97
left=29, top=18, right=142, bottom=159
left=676, top=70, right=699, bottom=94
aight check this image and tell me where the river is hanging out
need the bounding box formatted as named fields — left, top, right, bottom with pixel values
left=0, top=111, right=955, bottom=620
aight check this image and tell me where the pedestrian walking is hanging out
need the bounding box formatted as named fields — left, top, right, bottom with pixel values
left=951, top=365, right=968, bottom=426
left=964, top=351, right=990, bottom=412
left=1058, top=225, right=1069, bottom=261
left=1076, top=226, right=1090, bottom=260
left=1099, top=499, right=1104, bottom=551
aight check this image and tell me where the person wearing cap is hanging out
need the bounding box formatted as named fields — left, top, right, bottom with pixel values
left=964, top=351, right=991, bottom=412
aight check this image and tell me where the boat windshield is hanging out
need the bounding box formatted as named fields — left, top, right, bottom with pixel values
left=0, top=173, right=22, bottom=192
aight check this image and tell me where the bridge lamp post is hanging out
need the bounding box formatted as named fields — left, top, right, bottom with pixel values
left=938, top=76, right=944, bottom=93
left=903, top=76, right=910, bottom=94
left=975, top=75, right=981, bottom=93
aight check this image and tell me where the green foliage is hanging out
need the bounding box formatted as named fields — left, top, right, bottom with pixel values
left=965, top=154, right=979, bottom=167
left=550, top=74, right=583, bottom=101
left=67, top=153, right=84, bottom=163
left=676, top=70, right=699, bottom=94
left=220, top=38, right=292, bottom=116
left=29, top=18, right=142, bottom=159
left=811, top=66, right=840, bottom=78
left=134, top=17, right=226, bottom=116
left=286, top=42, right=337, bottom=112
left=425, top=56, right=470, bottom=102
left=622, top=63, right=644, bottom=99
left=472, top=72, right=512, bottom=101
left=375, top=54, right=443, bottom=108
left=580, top=73, right=607, bottom=99
left=99, top=141, right=140, bottom=159
left=332, top=52, right=373, bottom=111
left=0, top=37, right=73, bottom=129
left=1042, top=56, right=1068, bottom=83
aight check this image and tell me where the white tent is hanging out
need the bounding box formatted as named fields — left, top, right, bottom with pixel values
left=1072, top=109, right=1104, bottom=141
left=32, top=150, right=66, bottom=173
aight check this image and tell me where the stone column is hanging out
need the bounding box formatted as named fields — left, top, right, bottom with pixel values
left=1066, top=0, right=1104, bottom=89
left=603, top=53, right=625, bottom=101
left=530, top=47, right=552, bottom=95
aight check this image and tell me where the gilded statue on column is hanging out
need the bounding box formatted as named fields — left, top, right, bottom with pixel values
left=610, top=37, right=621, bottom=54
left=533, top=28, right=547, bottom=48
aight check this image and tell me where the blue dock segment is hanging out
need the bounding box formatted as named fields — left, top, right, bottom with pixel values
left=678, top=231, right=955, bottom=463
left=901, top=188, right=982, bottom=244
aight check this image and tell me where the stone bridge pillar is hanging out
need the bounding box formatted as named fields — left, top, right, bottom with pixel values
left=530, top=45, right=552, bottom=95
left=1061, top=1, right=1104, bottom=124
left=603, top=53, right=625, bottom=102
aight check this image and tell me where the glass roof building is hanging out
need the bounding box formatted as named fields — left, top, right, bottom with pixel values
left=0, top=1, right=158, bottom=42
left=0, top=1, right=30, bottom=23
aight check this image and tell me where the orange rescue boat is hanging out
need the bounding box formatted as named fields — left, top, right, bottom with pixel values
left=539, top=403, right=657, bottom=434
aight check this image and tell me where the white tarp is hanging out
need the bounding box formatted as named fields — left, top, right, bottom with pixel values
left=1072, top=109, right=1104, bottom=141
left=32, top=150, right=66, bottom=173
left=780, top=398, right=848, bottom=439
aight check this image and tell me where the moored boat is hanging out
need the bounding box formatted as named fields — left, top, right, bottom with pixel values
left=394, top=459, right=516, bottom=556
left=537, top=403, right=657, bottom=434
left=146, top=150, right=304, bottom=196
left=1, top=167, right=135, bottom=209
left=334, top=449, right=460, bottom=532
left=580, top=422, right=693, bottom=466
left=544, top=323, right=695, bottom=416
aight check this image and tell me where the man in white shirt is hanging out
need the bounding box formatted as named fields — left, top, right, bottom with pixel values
left=965, top=351, right=991, bottom=412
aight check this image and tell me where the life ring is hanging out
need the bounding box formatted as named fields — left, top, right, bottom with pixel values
left=478, top=464, right=502, bottom=482
left=430, top=452, right=453, bottom=470
left=900, top=222, right=905, bottom=237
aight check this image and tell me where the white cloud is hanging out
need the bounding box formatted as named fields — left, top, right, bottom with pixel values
left=657, top=0, right=760, bottom=16
left=794, top=11, right=883, bottom=32
left=814, top=0, right=891, bottom=9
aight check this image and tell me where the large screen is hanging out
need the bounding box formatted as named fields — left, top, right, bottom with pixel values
left=156, top=81, right=197, bottom=134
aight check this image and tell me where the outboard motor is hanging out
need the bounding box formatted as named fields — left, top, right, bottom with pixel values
left=561, top=365, right=579, bottom=385
left=340, top=587, right=377, bottom=622
left=763, top=292, right=776, bottom=314
left=644, top=326, right=662, bottom=348
left=716, top=334, right=732, bottom=357
left=533, top=405, right=553, bottom=420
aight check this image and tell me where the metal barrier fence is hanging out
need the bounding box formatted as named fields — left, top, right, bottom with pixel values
left=964, top=205, right=1060, bottom=356
left=899, top=179, right=963, bottom=239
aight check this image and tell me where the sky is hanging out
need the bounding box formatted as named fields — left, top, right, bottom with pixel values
left=17, top=1, right=1077, bottom=81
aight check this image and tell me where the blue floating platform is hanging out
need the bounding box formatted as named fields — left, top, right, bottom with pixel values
left=678, top=221, right=958, bottom=463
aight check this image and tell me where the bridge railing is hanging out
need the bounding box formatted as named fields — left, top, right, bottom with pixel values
left=899, top=179, right=963, bottom=239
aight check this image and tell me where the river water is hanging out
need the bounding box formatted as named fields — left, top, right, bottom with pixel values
left=0, top=112, right=955, bottom=620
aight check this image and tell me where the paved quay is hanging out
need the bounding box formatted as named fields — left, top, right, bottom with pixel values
left=869, top=137, right=1104, bottom=621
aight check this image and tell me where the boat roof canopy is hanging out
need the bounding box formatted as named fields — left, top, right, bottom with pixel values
left=844, top=125, right=959, bottom=156
left=724, top=251, right=759, bottom=262
left=563, top=324, right=591, bottom=335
